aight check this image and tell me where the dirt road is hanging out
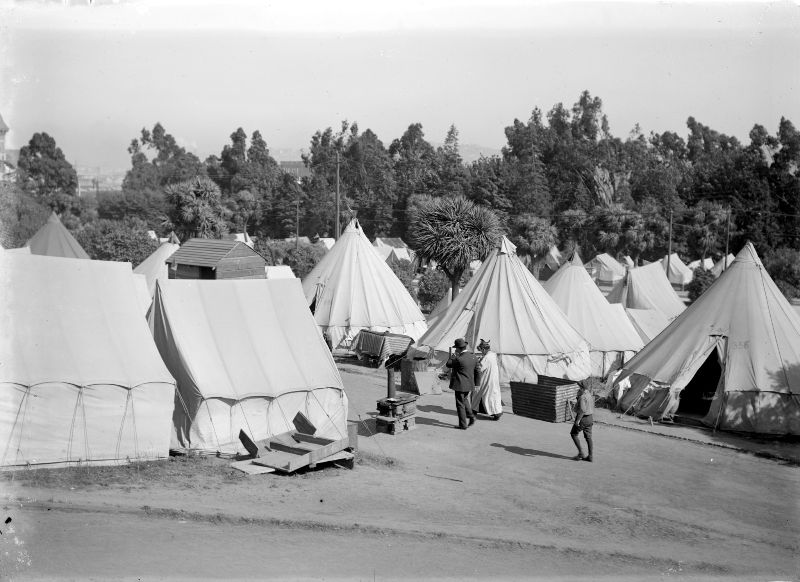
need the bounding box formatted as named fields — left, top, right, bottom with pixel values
left=2, top=365, right=798, bottom=580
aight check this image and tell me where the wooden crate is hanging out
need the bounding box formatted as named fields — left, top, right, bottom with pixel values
left=375, top=415, right=416, bottom=435
left=510, top=376, right=578, bottom=423
left=376, top=394, right=418, bottom=418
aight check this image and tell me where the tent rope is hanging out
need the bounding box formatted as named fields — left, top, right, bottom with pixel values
left=1, top=387, right=30, bottom=467
left=80, top=387, right=91, bottom=463
left=310, top=390, right=345, bottom=439
left=204, top=400, right=223, bottom=453
left=130, top=389, right=140, bottom=460
left=274, top=398, right=293, bottom=433
left=67, top=388, right=82, bottom=461
left=115, top=390, right=130, bottom=460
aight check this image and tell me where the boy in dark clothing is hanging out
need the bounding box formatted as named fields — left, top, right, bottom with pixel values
left=571, top=383, right=594, bottom=462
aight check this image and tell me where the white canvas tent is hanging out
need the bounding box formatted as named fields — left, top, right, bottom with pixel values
left=586, top=253, right=627, bottom=285
left=711, top=253, right=736, bottom=278
left=265, top=265, right=296, bottom=279
left=0, top=253, right=176, bottom=467
left=688, top=258, right=714, bottom=271
left=149, top=278, right=349, bottom=453
left=417, top=237, right=591, bottom=384
left=661, top=253, right=693, bottom=286
left=544, top=254, right=643, bottom=377
left=134, top=241, right=180, bottom=298
left=26, top=212, right=90, bottom=259
left=606, top=262, right=686, bottom=321
left=624, top=308, right=671, bottom=344
left=302, top=220, right=427, bottom=349
left=613, top=243, right=800, bottom=435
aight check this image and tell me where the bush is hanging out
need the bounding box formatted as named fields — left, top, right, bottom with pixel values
left=417, top=269, right=450, bottom=312
left=687, top=268, right=715, bottom=302
left=75, top=217, right=159, bottom=265
left=765, top=247, right=800, bottom=300
left=255, top=239, right=326, bottom=279
left=389, top=259, right=417, bottom=301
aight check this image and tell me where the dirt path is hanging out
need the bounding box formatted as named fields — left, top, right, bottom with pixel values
left=2, top=366, right=798, bottom=580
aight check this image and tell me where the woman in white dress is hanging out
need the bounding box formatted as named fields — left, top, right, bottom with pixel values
left=472, top=339, right=503, bottom=420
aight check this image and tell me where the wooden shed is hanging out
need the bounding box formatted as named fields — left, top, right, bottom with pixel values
left=167, top=238, right=266, bottom=280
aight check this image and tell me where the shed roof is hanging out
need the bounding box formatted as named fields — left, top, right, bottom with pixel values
left=167, top=238, right=262, bottom=268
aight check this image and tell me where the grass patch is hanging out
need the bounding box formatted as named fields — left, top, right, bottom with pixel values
left=1, top=455, right=243, bottom=491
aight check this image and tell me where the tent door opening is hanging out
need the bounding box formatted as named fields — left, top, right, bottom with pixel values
left=678, top=350, right=722, bottom=416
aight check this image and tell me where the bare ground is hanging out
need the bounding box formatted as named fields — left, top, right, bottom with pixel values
left=1, top=364, right=798, bottom=581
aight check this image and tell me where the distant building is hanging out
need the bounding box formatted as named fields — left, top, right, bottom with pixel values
left=280, top=161, right=311, bottom=181
left=0, top=112, right=16, bottom=182
left=167, top=238, right=266, bottom=280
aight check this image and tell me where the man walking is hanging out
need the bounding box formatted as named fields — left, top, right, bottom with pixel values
left=571, top=383, right=594, bottom=462
left=446, top=338, right=479, bottom=430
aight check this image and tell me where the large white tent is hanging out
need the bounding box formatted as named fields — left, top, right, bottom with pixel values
left=26, top=212, right=90, bottom=259
left=613, top=243, right=800, bottom=435
left=544, top=254, right=643, bottom=377
left=606, top=261, right=686, bottom=321
left=0, top=253, right=176, bottom=467
left=302, top=219, right=427, bottom=349
left=624, top=308, right=671, bottom=344
left=134, top=241, right=180, bottom=298
left=661, top=253, right=694, bottom=287
left=149, top=278, right=349, bottom=453
left=417, top=237, right=591, bottom=384
left=586, top=253, right=627, bottom=285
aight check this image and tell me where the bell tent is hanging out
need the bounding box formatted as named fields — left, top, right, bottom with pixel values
left=544, top=253, right=643, bottom=377
left=612, top=243, right=800, bottom=435
left=688, top=257, right=714, bottom=271
left=302, top=219, right=427, bottom=349
left=26, top=212, right=90, bottom=259
left=417, top=237, right=591, bottom=384
left=586, top=253, right=627, bottom=285
left=149, top=278, right=349, bottom=453
left=606, top=261, right=686, bottom=321
left=711, top=254, right=736, bottom=278
left=133, top=240, right=180, bottom=297
left=661, top=253, right=693, bottom=287
left=0, top=253, right=176, bottom=467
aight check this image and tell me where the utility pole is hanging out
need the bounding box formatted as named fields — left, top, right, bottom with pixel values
left=666, top=209, right=673, bottom=275
left=295, top=190, right=300, bottom=252
left=335, top=150, right=341, bottom=239
left=724, top=205, right=731, bottom=269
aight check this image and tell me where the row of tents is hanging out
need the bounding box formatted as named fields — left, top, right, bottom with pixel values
left=2, top=214, right=798, bottom=470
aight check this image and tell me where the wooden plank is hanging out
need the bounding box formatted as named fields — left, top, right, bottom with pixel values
left=238, top=429, right=261, bottom=458
left=230, top=459, right=276, bottom=475
left=293, top=412, right=316, bottom=435
left=251, top=450, right=299, bottom=471
left=269, top=438, right=315, bottom=455
left=293, top=433, right=334, bottom=446
left=252, top=434, right=353, bottom=473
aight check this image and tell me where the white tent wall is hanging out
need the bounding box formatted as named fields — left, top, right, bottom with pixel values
left=613, top=243, right=800, bottom=435
left=150, top=278, right=349, bottom=453
left=0, top=253, right=176, bottom=467
left=134, top=241, right=180, bottom=297
left=607, top=262, right=686, bottom=320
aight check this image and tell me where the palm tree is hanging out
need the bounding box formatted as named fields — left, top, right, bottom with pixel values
left=408, top=195, right=502, bottom=300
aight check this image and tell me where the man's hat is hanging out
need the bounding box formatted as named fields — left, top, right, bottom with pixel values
left=453, top=338, right=467, bottom=349
left=477, top=339, right=491, bottom=350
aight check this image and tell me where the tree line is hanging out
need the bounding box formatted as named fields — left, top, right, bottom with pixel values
left=3, top=90, right=799, bottom=296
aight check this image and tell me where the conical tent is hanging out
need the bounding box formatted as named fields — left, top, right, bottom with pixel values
left=688, top=258, right=714, bottom=271
left=0, top=253, right=176, bottom=467
left=606, top=262, right=686, bottom=321
left=661, top=253, right=693, bottom=286
left=149, top=278, right=349, bottom=453
left=302, top=219, right=427, bottom=349
left=613, top=243, right=800, bottom=435
left=711, top=254, right=736, bottom=278
left=544, top=253, right=643, bottom=377
left=586, top=253, right=626, bottom=285
left=134, top=241, right=180, bottom=297
left=624, top=308, right=671, bottom=344
left=418, top=237, right=591, bottom=384
left=26, top=212, right=90, bottom=259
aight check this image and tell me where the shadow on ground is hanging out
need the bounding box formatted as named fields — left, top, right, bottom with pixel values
left=415, top=416, right=458, bottom=430
left=417, top=404, right=456, bottom=417
left=490, top=443, right=574, bottom=460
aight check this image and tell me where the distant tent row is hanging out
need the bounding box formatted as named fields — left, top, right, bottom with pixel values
left=544, top=254, right=643, bottom=377
left=303, top=220, right=427, bottom=349
left=607, top=261, right=686, bottom=322
left=661, top=253, right=693, bottom=287
left=418, top=237, right=591, bottom=384
left=613, top=243, right=800, bottom=435
left=585, top=253, right=626, bottom=285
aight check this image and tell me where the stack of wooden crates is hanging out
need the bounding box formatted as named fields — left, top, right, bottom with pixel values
left=509, top=376, right=578, bottom=423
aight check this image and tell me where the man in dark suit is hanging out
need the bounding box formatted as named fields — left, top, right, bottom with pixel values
left=446, top=338, right=479, bottom=429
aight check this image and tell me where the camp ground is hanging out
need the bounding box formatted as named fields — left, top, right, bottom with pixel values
left=612, top=243, right=800, bottom=435
left=544, top=253, right=643, bottom=378
left=148, top=278, right=349, bottom=454
left=0, top=252, right=176, bottom=467
left=417, top=237, right=591, bottom=384
left=302, top=219, right=427, bottom=349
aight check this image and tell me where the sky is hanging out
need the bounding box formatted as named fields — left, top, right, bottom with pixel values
left=1, top=0, right=798, bottom=171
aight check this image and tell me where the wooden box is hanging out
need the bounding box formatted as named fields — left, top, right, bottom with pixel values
left=376, top=394, right=418, bottom=418
left=510, top=376, right=578, bottom=423
left=375, top=415, right=416, bottom=435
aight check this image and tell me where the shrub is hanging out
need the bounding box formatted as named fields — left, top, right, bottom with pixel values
left=687, top=268, right=715, bottom=302
left=417, top=269, right=450, bottom=312
left=389, top=259, right=417, bottom=301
